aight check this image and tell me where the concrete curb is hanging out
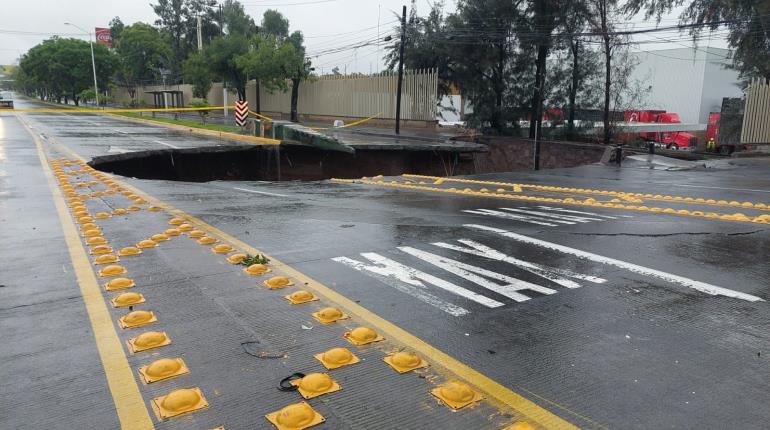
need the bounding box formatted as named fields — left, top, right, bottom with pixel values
left=104, top=112, right=282, bottom=146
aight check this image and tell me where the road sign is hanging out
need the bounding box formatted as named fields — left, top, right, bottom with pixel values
left=235, top=101, right=249, bottom=127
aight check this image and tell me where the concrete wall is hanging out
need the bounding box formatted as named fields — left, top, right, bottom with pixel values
left=470, top=137, right=607, bottom=173
left=115, top=70, right=439, bottom=122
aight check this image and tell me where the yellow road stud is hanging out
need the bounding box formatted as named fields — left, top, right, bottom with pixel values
left=93, top=212, right=111, bottom=219
left=137, top=239, right=158, bottom=248
left=197, top=236, right=217, bottom=245
left=118, top=246, right=142, bottom=256
left=343, top=327, right=384, bottom=346
left=77, top=216, right=94, bottom=224
left=431, top=380, right=483, bottom=410
left=227, top=253, right=248, bottom=264
left=285, top=290, right=318, bottom=305
left=126, top=205, right=141, bottom=212
left=265, top=401, right=325, bottom=430
left=79, top=222, right=98, bottom=231
left=112, top=208, right=128, bottom=215
left=312, top=307, right=349, bottom=324
left=82, top=229, right=103, bottom=238
left=89, top=245, right=113, bottom=255
left=111, top=292, right=145, bottom=308
left=178, top=223, right=193, bottom=231
left=138, top=358, right=189, bottom=384
left=187, top=230, right=206, bottom=238
left=105, top=277, right=135, bottom=293
left=99, top=264, right=127, bottom=277
left=151, top=387, right=208, bottom=420
left=291, top=373, right=341, bottom=399
left=211, top=244, right=233, bottom=254
left=151, top=233, right=170, bottom=242
left=383, top=351, right=428, bottom=373
left=168, top=218, right=185, bottom=226
left=264, top=276, right=292, bottom=289
left=119, top=310, right=157, bottom=329
left=86, top=236, right=108, bottom=246
left=164, top=228, right=181, bottom=236
left=147, top=206, right=162, bottom=212
left=94, top=254, right=119, bottom=265
left=314, top=347, right=359, bottom=370
left=128, top=331, right=171, bottom=352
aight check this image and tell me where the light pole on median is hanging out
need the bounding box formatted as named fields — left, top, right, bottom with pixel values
left=64, top=22, right=99, bottom=107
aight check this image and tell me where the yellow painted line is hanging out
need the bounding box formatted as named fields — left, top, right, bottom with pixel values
left=19, top=115, right=155, bottom=430
left=401, top=174, right=770, bottom=211
left=44, top=121, right=587, bottom=430
left=334, top=178, right=770, bottom=225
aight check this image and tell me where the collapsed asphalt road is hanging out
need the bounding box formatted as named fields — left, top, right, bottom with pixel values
left=2, top=100, right=770, bottom=430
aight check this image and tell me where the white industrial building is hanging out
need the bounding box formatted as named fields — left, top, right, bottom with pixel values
left=629, top=47, right=742, bottom=125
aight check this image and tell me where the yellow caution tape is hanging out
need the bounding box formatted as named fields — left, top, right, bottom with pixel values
left=249, top=110, right=274, bottom=121
left=310, top=112, right=383, bottom=130
left=9, top=105, right=237, bottom=114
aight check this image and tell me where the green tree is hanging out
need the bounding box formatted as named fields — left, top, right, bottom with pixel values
left=18, top=38, right=116, bottom=105
left=445, top=0, right=530, bottom=132
left=152, top=0, right=217, bottom=82
left=282, top=31, right=313, bottom=122
left=236, top=34, right=284, bottom=112
left=114, top=23, right=169, bottom=99
left=261, top=9, right=289, bottom=38
left=385, top=1, right=452, bottom=97
left=222, top=0, right=256, bottom=36
left=625, top=0, right=770, bottom=82
left=183, top=51, right=213, bottom=98
left=109, top=17, right=125, bottom=43
left=204, top=34, right=251, bottom=100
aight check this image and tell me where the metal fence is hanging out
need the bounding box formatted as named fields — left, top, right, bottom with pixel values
left=741, top=78, right=770, bottom=144
left=258, top=69, right=439, bottom=121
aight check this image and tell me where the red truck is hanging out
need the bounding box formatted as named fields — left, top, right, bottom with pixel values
left=624, top=110, right=698, bottom=151
left=704, top=112, right=738, bottom=155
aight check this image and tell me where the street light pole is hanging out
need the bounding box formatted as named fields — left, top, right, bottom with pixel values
left=65, top=22, right=99, bottom=107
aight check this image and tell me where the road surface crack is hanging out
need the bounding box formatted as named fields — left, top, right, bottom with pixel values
left=568, top=229, right=767, bottom=238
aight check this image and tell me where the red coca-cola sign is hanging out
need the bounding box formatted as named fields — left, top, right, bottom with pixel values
left=95, top=27, right=112, bottom=48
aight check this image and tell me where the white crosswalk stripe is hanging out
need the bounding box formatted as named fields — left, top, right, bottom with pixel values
left=465, top=205, right=630, bottom=227
left=463, top=209, right=563, bottom=226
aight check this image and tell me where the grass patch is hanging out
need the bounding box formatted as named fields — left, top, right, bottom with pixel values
left=117, top=112, right=244, bottom=133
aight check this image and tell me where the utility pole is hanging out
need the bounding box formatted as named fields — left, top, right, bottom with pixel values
left=395, top=5, right=406, bottom=135
left=197, top=15, right=203, bottom=51
left=533, top=81, right=541, bottom=170
left=65, top=22, right=99, bottom=107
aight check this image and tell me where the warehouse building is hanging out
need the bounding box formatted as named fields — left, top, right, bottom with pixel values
left=629, top=47, right=742, bottom=125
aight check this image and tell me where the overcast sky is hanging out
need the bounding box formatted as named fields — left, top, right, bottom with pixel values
left=1, top=0, right=728, bottom=73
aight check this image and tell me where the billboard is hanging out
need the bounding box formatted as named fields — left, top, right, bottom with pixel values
left=95, top=27, right=112, bottom=48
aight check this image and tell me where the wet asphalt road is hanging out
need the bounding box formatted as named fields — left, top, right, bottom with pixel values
left=3, top=98, right=770, bottom=429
